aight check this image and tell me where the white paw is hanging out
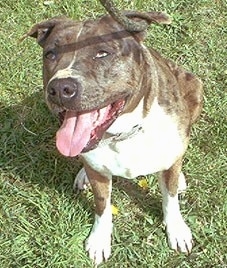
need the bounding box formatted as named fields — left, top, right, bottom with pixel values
left=178, top=172, right=187, bottom=193
left=85, top=223, right=112, bottom=265
left=166, top=218, right=193, bottom=253
left=73, top=168, right=90, bottom=191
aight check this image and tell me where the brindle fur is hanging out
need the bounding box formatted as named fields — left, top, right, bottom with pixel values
left=25, top=13, right=202, bottom=133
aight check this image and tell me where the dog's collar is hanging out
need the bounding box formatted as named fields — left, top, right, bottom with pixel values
left=100, top=124, right=143, bottom=147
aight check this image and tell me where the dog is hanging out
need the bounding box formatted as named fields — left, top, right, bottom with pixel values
left=25, top=10, right=203, bottom=265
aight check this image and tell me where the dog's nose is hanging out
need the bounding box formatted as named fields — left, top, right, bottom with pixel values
left=47, top=77, right=79, bottom=106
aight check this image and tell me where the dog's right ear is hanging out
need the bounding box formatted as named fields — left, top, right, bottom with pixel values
left=21, top=17, right=67, bottom=46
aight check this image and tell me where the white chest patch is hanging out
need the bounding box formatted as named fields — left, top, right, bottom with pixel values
left=82, top=98, right=185, bottom=179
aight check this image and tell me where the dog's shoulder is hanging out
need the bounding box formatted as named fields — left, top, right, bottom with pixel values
left=149, top=47, right=203, bottom=123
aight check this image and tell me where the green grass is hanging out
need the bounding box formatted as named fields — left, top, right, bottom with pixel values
left=0, top=0, right=226, bottom=267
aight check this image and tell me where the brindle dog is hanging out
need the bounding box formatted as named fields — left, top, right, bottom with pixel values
left=24, top=4, right=203, bottom=266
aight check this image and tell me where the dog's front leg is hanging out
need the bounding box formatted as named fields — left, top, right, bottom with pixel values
left=83, top=163, right=112, bottom=266
left=159, top=158, right=193, bottom=253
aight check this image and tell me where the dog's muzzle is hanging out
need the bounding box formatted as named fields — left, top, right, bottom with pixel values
left=47, top=77, right=81, bottom=108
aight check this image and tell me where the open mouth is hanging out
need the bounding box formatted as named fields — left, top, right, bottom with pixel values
left=56, top=99, right=126, bottom=157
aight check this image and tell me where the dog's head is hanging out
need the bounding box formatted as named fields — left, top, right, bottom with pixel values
left=25, top=12, right=170, bottom=157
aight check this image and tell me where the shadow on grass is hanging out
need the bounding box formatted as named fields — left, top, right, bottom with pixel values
left=1, top=92, right=79, bottom=190
left=113, top=177, right=162, bottom=220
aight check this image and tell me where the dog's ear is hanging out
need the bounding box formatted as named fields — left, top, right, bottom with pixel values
left=125, top=11, right=171, bottom=26
left=122, top=11, right=171, bottom=41
left=21, top=16, right=67, bottom=46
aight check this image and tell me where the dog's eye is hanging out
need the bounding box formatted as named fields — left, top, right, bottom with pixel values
left=93, top=50, right=110, bottom=59
left=45, top=50, right=57, bottom=61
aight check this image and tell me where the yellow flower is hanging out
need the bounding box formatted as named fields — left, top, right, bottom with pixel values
left=138, top=178, right=149, bottom=190
left=111, top=205, right=119, bottom=215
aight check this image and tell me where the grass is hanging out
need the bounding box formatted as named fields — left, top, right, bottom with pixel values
left=0, top=0, right=226, bottom=267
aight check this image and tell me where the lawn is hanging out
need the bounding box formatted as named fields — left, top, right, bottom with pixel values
left=0, top=0, right=226, bottom=267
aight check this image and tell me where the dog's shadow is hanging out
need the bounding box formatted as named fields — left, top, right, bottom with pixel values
left=1, top=92, right=79, bottom=189
left=0, top=92, right=162, bottom=220
left=113, top=176, right=162, bottom=219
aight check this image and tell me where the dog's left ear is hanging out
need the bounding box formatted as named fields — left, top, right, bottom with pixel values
left=123, top=11, right=171, bottom=41
left=21, top=16, right=68, bottom=46
left=125, top=11, right=172, bottom=26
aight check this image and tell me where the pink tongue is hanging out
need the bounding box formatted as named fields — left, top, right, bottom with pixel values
left=56, top=107, right=110, bottom=157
